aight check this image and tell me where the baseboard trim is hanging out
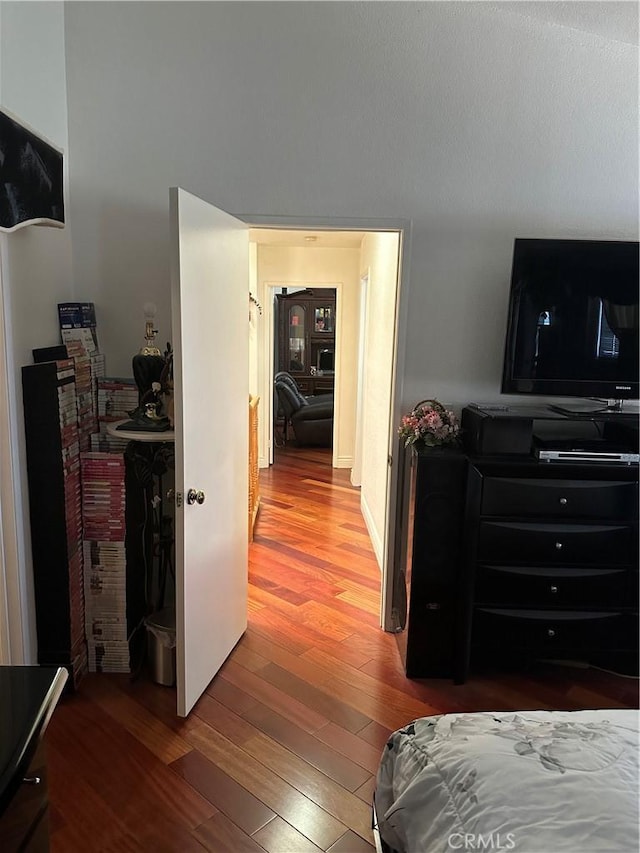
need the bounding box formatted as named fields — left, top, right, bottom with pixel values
left=334, top=454, right=353, bottom=469
left=360, top=492, right=383, bottom=570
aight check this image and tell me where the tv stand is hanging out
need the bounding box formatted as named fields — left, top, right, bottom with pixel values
left=462, top=403, right=639, bottom=460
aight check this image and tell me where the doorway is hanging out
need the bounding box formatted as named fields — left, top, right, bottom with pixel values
left=247, top=222, right=410, bottom=632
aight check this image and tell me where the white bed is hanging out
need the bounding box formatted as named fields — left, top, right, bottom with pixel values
left=374, top=709, right=639, bottom=853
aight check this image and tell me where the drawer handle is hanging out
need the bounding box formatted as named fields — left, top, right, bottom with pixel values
left=550, top=585, right=558, bottom=594
left=555, top=541, right=563, bottom=550
left=22, top=776, right=41, bottom=785
left=547, top=629, right=556, bottom=638
left=559, top=497, right=568, bottom=506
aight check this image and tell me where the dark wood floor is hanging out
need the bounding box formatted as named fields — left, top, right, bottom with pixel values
left=46, top=446, right=638, bottom=852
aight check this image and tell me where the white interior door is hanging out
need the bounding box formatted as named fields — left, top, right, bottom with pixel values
left=169, top=187, right=249, bottom=717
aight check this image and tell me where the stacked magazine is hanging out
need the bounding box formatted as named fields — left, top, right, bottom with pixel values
left=92, top=377, right=139, bottom=453
left=81, top=452, right=129, bottom=673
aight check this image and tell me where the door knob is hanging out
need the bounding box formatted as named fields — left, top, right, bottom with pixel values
left=187, top=489, right=206, bottom=505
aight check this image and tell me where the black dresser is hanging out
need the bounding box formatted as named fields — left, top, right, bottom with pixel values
left=459, top=458, right=638, bottom=681
left=394, top=405, right=639, bottom=683
left=0, top=666, right=67, bottom=851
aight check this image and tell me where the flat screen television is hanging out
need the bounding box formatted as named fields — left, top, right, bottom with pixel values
left=317, top=348, right=334, bottom=373
left=501, top=238, right=639, bottom=409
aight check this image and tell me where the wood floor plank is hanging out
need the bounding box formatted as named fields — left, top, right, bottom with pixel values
left=220, top=660, right=330, bottom=733
left=186, top=723, right=347, bottom=849
left=301, top=647, right=439, bottom=729
left=242, top=624, right=375, bottom=671
left=313, top=722, right=386, bottom=775
left=249, top=603, right=355, bottom=652
left=249, top=546, right=344, bottom=598
left=327, top=829, right=377, bottom=852
left=230, top=641, right=271, bottom=673
left=244, top=608, right=318, bottom=656
left=298, top=600, right=379, bottom=637
left=241, top=702, right=371, bottom=792
left=47, top=693, right=215, bottom=832
left=249, top=572, right=312, bottom=605
left=337, top=541, right=380, bottom=560
left=204, top=672, right=260, bottom=714
left=354, top=775, right=376, bottom=805
left=171, top=749, right=276, bottom=835
left=251, top=815, right=324, bottom=853
left=336, top=587, right=380, bottom=616
left=239, top=731, right=374, bottom=841
left=191, top=692, right=258, bottom=744
left=247, top=597, right=267, bottom=614
left=47, top=738, right=145, bottom=853
left=258, top=662, right=372, bottom=734
left=80, top=673, right=192, bottom=764
left=248, top=581, right=303, bottom=616
left=193, top=811, right=268, bottom=853
left=356, top=720, right=393, bottom=753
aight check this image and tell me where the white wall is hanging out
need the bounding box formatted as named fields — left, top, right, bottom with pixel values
left=358, top=232, right=401, bottom=567
left=62, top=1, right=638, bottom=397
left=255, top=244, right=360, bottom=467
left=0, top=1, right=73, bottom=662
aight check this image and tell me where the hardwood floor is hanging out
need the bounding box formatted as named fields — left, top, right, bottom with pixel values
left=46, top=445, right=638, bottom=852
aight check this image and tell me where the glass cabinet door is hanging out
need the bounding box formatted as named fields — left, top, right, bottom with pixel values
left=288, top=304, right=306, bottom=372
left=314, top=305, right=334, bottom=334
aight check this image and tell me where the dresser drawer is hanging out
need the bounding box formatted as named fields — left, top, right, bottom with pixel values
left=293, top=378, right=313, bottom=394
left=475, top=565, right=635, bottom=608
left=473, top=607, right=631, bottom=652
left=478, top=521, right=633, bottom=565
left=481, top=477, right=638, bottom=520
left=0, top=740, right=49, bottom=852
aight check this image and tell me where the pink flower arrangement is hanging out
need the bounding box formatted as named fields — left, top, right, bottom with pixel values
left=398, top=399, right=461, bottom=448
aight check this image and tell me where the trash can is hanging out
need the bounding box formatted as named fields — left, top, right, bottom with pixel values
left=145, top=607, right=176, bottom=686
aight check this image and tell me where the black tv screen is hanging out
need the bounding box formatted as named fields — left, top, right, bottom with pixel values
left=318, top=348, right=334, bottom=372
left=501, top=239, right=639, bottom=401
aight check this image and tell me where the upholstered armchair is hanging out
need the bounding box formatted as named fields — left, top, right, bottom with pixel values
left=274, top=372, right=334, bottom=447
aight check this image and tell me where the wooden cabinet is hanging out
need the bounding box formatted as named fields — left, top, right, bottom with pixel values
left=459, top=459, right=639, bottom=681
left=276, top=289, right=336, bottom=395
left=22, top=360, right=87, bottom=688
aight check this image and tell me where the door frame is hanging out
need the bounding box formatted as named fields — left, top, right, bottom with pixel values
left=243, top=214, right=412, bottom=631
left=0, top=237, right=28, bottom=664
left=351, top=270, right=369, bottom=488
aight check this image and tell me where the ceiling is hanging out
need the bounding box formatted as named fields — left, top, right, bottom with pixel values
left=487, top=1, right=639, bottom=46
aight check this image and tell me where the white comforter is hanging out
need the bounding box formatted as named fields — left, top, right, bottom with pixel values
left=375, top=709, right=639, bottom=853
